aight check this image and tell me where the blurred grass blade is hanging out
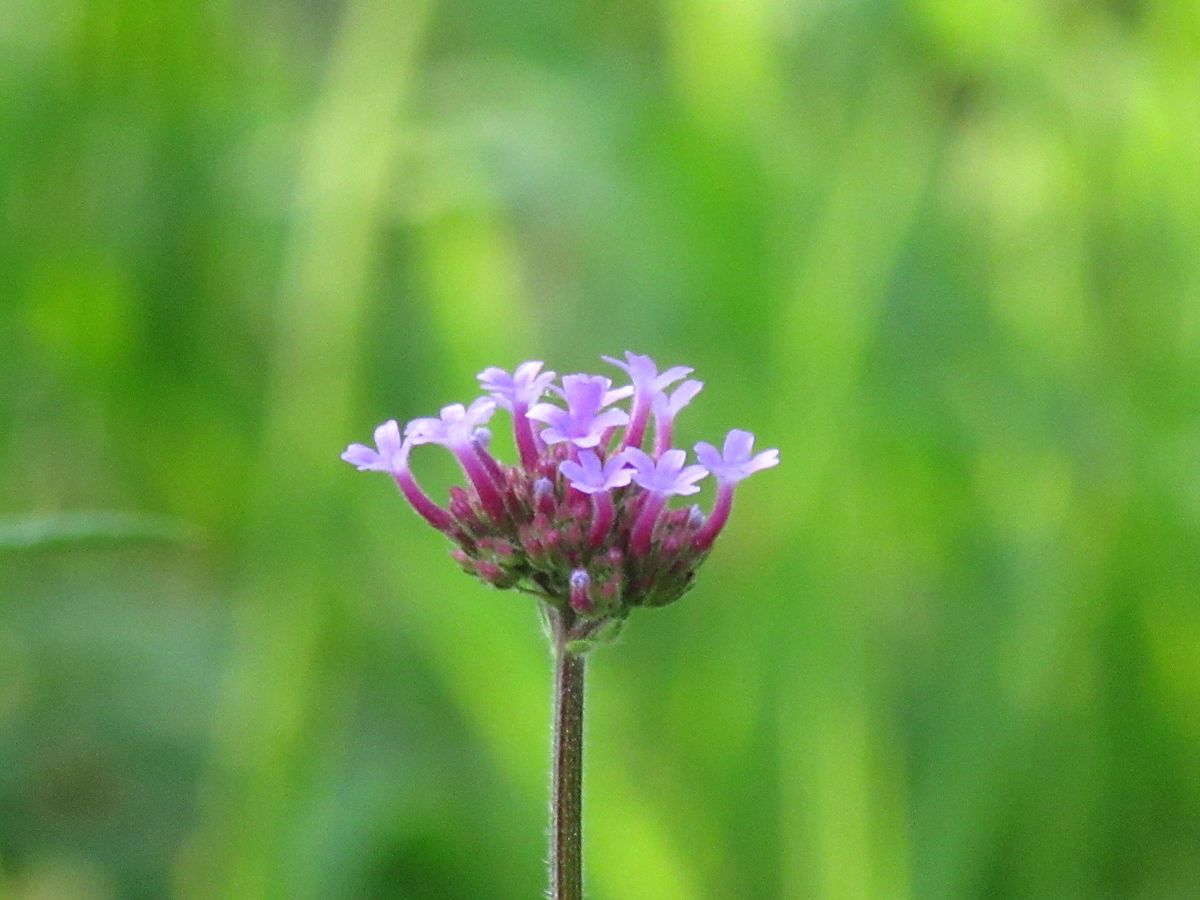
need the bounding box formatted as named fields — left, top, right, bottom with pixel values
left=0, top=511, right=201, bottom=550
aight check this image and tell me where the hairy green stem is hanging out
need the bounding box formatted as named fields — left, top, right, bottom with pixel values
left=549, top=627, right=586, bottom=900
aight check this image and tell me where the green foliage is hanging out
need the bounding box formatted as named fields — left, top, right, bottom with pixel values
left=2, top=1, right=1199, bottom=897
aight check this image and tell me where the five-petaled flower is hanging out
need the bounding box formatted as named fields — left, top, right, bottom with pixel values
left=602, top=351, right=693, bottom=450
left=478, top=361, right=557, bottom=411
left=559, top=450, right=634, bottom=495
left=527, top=375, right=631, bottom=449
left=341, top=352, right=778, bottom=647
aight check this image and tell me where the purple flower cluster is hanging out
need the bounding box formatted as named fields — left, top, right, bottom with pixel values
left=343, top=352, right=778, bottom=642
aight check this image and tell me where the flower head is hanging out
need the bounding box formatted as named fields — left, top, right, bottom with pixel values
left=694, top=429, right=779, bottom=483
left=527, top=375, right=630, bottom=448
left=341, top=420, right=408, bottom=474
left=559, top=450, right=634, bottom=495
left=406, top=398, right=496, bottom=447
left=622, top=448, right=708, bottom=496
left=478, top=361, right=557, bottom=411
left=342, top=352, right=778, bottom=640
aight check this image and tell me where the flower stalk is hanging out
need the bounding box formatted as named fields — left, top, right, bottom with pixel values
left=548, top=606, right=586, bottom=900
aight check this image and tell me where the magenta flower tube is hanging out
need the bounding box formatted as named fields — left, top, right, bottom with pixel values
left=629, top=491, right=667, bottom=556
left=452, top=442, right=508, bottom=523
left=587, top=491, right=614, bottom=548
left=692, top=480, right=734, bottom=552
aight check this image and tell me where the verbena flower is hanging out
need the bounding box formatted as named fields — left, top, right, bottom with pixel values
left=405, top=399, right=497, bottom=447
left=602, top=351, right=692, bottom=450
left=340, top=420, right=453, bottom=531
left=559, top=450, right=634, bottom=495
left=560, top=450, right=635, bottom=550
left=479, top=362, right=556, bottom=468
left=620, top=447, right=709, bottom=556
left=342, top=419, right=406, bottom=474
left=692, top=429, right=780, bottom=551
left=478, top=361, right=557, bottom=411
left=527, top=375, right=630, bottom=449
left=342, top=353, right=779, bottom=645
left=651, top=379, right=703, bottom=457
left=621, top=447, right=707, bottom=496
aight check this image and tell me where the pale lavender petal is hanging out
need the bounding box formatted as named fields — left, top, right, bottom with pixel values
left=601, top=455, right=634, bottom=488
left=404, top=416, right=443, bottom=444
left=439, top=403, right=467, bottom=423
left=570, top=431, right=604, bottom=449
left=723, top=428, right=756, bottom=463
left=657, top=448, right=688, bottom=477
left=559, top=458, right=588, bottom=485
left=514, top=360, right=546, bottom=383
left=373, top=420, right=403, bottom=457
left=601, top=354, right=632, bottom=375
left=653, top=380, right=703, bottom=419
left=653, top=365, right=694, bottom=391
left=525, top=402, right=566, bottom=426
left=341, top=443, right=383, bottom=470
left=621, top=448, right=657, bottom=480
left=746, top=448, right=780, bottom=473
left=465, top=397, right=497, bottom=427
left=603, top=384, right=635, bottom=405
left=579, top=451, right=604, bottom=482
left=591, top=408, right=630, bottom=431
left=693, top=441, right=722, bottom=472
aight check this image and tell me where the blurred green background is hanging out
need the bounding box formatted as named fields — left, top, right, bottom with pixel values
left=2, top=1, right=1199, bottom=898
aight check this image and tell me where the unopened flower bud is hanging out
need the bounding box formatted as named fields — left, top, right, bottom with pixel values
left=563, top=523, right=583, bottom=548
left=451, top=548, right=474, bottom=573
left=449, top=486, right=475, bottom=522
left=472, top=427, right=492, bottom=449
left=569, top=569, right=592, bottom=614
left=477, top=560, right=517, bottom=587
left=534, top=477, right=556, bottom=517
left=489, top=539, right=516, bottom=560
left=687, top=504, right=706, bottom=529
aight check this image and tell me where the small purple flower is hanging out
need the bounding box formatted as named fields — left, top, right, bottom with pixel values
left=621, top=448, right=708, bottom=496
left=691, top=430, right=779, bottom=552
left=694, top=429, right=780, bottom=483
left=404, top=399, right=507, bottom=522
left=651, top=379, right=703, bottom=456
left=341, top=420, right=453, bottom=530
left=603, top=351, right=693, bottom=450
left=602, top=351, right=692, bottom=396
left=406, top=398, right=496, bottom=448
left=478, top=361, right=557, bottom=411
left=559, top=451, right=634, bottom=495
left=341, top=420, right=407, bottom=474
left=621, top=448, right=707, bottom=557
left=527, top=375, right=630, bottom=448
